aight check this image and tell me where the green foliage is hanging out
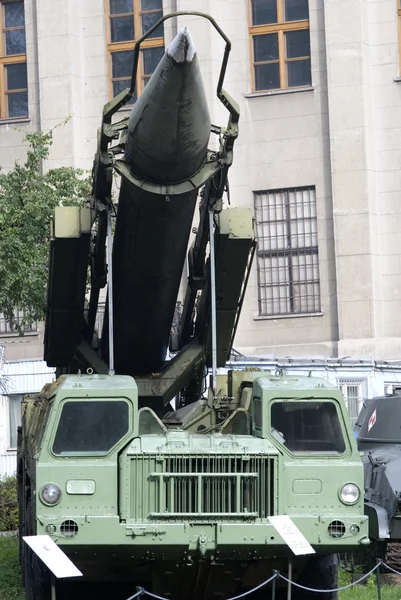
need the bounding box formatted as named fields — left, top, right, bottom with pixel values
left=366, top=571, right=376, bottom=589
left=338, top=565, right=401, bottom=600
left=0, top=536, right=24, bottom=600
left=0, top=476, right=18, bottom=532
left=0, top=121, right=91, bottom=330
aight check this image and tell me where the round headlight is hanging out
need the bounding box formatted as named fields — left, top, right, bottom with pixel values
left=339, top=483, right=360, bottom=505
left=40, top=483, right=62, bottom=506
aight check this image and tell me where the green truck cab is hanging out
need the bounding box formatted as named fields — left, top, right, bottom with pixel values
left=18, top=371, right=368, bottom=600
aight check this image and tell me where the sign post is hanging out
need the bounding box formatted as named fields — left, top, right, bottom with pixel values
left=23, top=536, right=83, bottom=599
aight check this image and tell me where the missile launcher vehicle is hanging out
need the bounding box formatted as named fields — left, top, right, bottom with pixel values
left=17, top=12, right=369, bottom=600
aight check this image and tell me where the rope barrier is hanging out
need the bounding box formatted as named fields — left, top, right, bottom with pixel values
left=135, top=573, right=278, bottom=600
left=124, top=560, right=395, bottom=600
left=144, top=590, right=179, bottom=600
left=278, top=561, right=380, bottom=593
left=382, top=561, right=401, bottom=577
left=206, top=573, right=278, bottom=600
left=125, top=590, right=145, bottom=600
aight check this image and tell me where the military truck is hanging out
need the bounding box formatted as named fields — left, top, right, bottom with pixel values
left=17, top=12, right=369, bottom=600
left=356, top=392, right=401, bottom=570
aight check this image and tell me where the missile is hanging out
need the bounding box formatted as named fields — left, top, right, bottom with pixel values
left=125, top=27, right=211, bottom=183
left=101, top=28, right=211, bottom=376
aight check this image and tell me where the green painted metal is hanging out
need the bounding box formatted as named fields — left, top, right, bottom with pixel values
left=18, top=12, right=370, bottom=599
left=22, top=374, right=368, bottom=550
left=18, top=371, right=369, bottom=596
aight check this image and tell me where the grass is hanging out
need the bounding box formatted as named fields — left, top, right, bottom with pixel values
left=0, top=535, right=24, bottom=600
left=1, top=536, right=401, bottom=600
left=338, top=566, right=401, bottom=600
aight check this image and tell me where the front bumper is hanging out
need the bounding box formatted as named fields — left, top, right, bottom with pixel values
left=36, top=514, right=369, bottom=557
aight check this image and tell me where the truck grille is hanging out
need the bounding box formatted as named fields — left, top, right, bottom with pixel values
left=128, top=454, right=276, bottom=520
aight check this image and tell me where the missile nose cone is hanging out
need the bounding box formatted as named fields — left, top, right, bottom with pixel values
left=125, top=26, right=211, bottom=184
left=167, top=27, right=196, bottom=64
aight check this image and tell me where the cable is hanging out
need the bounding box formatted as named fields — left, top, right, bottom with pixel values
left=221, top=573, right=278, bottom=600
left=144, top=591, right=174, bottom=600
left=125, top=589, right=145, bottom=600
left=382, top=561, right=401, bottom=576
left=278, top=561, right=381, bottom=593
left=123, top=561, right=385, bottom=600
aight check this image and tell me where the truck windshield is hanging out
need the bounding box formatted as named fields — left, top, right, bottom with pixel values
left=270, top=401, right=346, bottom=454
left=53, top=400, right=129, bottom=455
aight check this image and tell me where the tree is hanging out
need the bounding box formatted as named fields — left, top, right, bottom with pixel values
left=0, top=124, right=91, bottom=331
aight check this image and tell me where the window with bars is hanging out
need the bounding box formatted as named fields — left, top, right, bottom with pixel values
left=339, top=380, right=365, bottom=428
left=0, top=309, right=37, bottom=334
left=249, top=0, right=311, bottom=92
left=106, top=0, right=164, bottom=104
left=8, top=393, right=23, bottom=448
left=0, top=0, right=28, bottom=119
left=254, top=186, right=320, bottom=316
left=398, top=0, right=401, bottom=69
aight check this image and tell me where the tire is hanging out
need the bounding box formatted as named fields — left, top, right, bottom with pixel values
left=23, top=500, right=33, bottom=600
left=23, top=500, right=51, bottom=600
left=292, top=554, right=338, bottom=600
left=31, top=553, right=51, bottom=600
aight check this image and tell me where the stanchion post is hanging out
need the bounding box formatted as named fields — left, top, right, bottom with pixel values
left=271, top=571, right=278, bottom=600
left=51, top=573, right=56, bottom=600
left=375, top=559, right=382, bottom=600
left=287, top=557, right=292, bottom=600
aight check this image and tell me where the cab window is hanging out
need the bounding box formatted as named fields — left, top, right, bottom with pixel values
left=53, top=400, right=129, bottom=455
left=270, top=401, right=346, bottom=454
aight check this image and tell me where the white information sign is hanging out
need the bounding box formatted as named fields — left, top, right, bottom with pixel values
left=269, top=516, right=316, bottom=556
left=23, top=535, right=83, bottom=578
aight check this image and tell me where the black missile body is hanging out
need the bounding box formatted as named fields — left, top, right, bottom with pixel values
left=101, top=28, right=210, bottom=376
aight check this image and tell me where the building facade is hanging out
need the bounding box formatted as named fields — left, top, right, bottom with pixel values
left=0, top=357, right=54, bottom=476
left=1, top=0, right=401, bottom=466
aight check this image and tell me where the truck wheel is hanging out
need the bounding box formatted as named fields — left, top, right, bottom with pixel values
left=31, top=553, right=51, bottom=600
left=23, top=500, right=34, bottom=599
left=23, top=500, right=51, bottom=600
left=293, top=554, right=338, bottom=600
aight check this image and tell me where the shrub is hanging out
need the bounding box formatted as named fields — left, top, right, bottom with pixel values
left=0, top=476, right=18, bottom=532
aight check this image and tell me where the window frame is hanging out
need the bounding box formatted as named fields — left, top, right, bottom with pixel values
left=398, top=0, right=401, bottom=72
left=338, top=379, right=366, bottom=428
left=105, top=0, right=164, bottom=101
left=51, top=398, right=132, bottom=457
left=248, top=0, right=311, bottom=92
left=8, top=393, right=24, bottom=450
left=0, top=308, right=38, bottom=335
left=0, top=0, right=28, bottom=120
left=254, top=186, right=321, bottom=317
left=269, top=398, right=347, bottom=456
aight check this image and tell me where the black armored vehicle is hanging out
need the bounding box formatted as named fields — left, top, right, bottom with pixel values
left=357, top=392, right=401, bottom=566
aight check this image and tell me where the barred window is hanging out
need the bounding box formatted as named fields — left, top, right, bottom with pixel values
left=106, top=0, right=164, bottom=104
left=0, top=309, right=37, bottom=334
left=9, top=393, right=23, bottom=448
left=254, top=186, right=320, bottom=316
left=249, top=0, right=311, bottom=92
left=0, top=0, right=28, bottom=119
left=339, top=379, right=365, bottom=428
left=398, top=1, right=401, bottom=73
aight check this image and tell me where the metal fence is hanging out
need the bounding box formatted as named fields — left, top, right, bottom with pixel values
left=0, top=311, right=37, bottom=335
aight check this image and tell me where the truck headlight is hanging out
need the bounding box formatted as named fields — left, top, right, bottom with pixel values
left=40, top=483, right=62, bottom=506
left=339, top=483, right=360, bottom=505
